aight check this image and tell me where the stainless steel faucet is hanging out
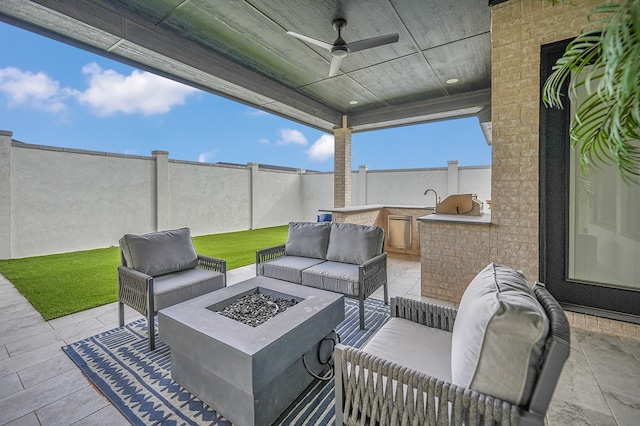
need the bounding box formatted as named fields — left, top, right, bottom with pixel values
left=424, top=189, right=439, bottom=207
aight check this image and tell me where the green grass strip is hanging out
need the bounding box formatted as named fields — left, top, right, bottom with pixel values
left=0, top=226, right=288, bottom=320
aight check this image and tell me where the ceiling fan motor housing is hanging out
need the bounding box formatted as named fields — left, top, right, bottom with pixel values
left=332, top=18, right=347, bottom=32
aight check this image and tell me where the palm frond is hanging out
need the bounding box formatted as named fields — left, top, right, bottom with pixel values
left=542, top=0, right=640, bottom=184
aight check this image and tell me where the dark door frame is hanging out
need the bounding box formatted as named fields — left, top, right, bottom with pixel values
left=539, top=39, right=640, bottom=324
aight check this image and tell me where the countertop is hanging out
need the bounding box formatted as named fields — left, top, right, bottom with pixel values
left=320, top=205, right=435, bottom=213
left=418, top=211, right=491, bottom=224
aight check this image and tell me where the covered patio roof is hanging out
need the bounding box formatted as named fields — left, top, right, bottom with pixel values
left=0, top=0, right=493, bottom=139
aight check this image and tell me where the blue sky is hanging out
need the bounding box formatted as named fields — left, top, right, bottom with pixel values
left=0, top=22, right=491, bottom=172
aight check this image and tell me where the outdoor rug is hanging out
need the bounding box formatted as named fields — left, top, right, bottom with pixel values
left=62, top=298, right=390, bottom=425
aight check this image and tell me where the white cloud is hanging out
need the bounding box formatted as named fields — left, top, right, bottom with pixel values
left=258, top=138, right=270, bottom=144
left=76, top=63, right=198, bottom=116
left=0, top=67, right=72, bottom=113
left=307, top=134, right=334, bottom=162
left=277, top=128, right=307, bottom=145
left=198, top=152, right=215, bottom=163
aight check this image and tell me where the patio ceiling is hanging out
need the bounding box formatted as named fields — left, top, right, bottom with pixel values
left=0, top=0, right=493, bottom=138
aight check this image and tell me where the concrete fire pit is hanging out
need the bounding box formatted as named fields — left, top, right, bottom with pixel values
left=158, top=276, right=345, bottom=426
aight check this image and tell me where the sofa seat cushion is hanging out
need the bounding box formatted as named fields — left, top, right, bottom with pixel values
left=285, top=222, right=331, bottom=259
left=451, top=263, right=549, bottom=406
left=120, top=228, right=198, bottom=277
left=362, top=318, right=452, bottom=383
left=258, top=256, right=326, bottom=284
left=325, top=223, right=384, bottom=265
left=301, top=261, right=359, bottom=296
left=154, top=268, right=225, bottom=310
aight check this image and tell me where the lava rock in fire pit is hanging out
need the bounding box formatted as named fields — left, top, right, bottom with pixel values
left=218, top=293, right=298, bottom=327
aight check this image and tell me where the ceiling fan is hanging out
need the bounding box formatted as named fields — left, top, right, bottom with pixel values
left=287, top=18, right=399, bottom=77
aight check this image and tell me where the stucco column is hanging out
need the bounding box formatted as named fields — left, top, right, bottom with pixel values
left=0, top=131, right=13, bottom=259
left=249, top=162, right=259, bottom=229
left=358, top=165, right=368, bottom=205
left=447, top=160, right=459, bottom=196
left=153, top=150, right=169, bottom=231
left=333, top=126, right=352, bottom=208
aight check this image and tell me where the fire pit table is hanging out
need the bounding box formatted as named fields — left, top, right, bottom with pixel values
left=158, top=276, right=345, bottom=426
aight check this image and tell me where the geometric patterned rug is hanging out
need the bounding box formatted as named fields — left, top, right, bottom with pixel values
left=62, top=297, right=390, bottom=425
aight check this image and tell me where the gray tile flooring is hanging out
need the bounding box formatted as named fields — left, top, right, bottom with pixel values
left=1, top=254, right=639, bottom=425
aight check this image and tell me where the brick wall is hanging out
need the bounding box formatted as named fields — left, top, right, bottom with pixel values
left=491, top=0, right=639, bottom=340
left=420, top=221, right=492, bottom=302
left=331, top=210, right=381, bottom=227
left=491, top=0, right=603, bottom=280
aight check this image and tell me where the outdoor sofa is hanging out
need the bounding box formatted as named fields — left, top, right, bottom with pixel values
left=256, top=221, right=388, bottom=330
left=117, top=227, right=227, bottom=350
left=335, top=262, right=570, bottom=426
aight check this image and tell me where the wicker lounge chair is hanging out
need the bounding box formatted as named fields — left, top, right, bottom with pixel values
left=117, top=227, right=226, bottom=350
left=335, top=263, right=570, bottom=426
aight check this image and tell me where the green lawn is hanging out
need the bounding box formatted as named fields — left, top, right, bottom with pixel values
left=0, top=226, right=288, bottom=320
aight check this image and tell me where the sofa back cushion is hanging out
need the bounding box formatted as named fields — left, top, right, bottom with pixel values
left=120, top=227, right=198, bottom=277
left=285, top=222, right=331, bottom=259
left=450, top=263, right=549, bottom=406
left=325, top=223, right=385, bottom=265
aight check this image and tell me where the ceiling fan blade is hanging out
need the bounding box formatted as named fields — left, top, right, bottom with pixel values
left=348, top=33, right=399, bottom=53
left=286, top=31, right=333, bottom=51
left=328, top=55, right=344, bottom=77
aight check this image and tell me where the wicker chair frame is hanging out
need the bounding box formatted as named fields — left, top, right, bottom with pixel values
left=118, top=253, right=226, bottom=350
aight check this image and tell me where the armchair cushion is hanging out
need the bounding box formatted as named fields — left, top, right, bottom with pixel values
left=325, top=222, right=384, bottom=265
left=285, top=222, right=331, bottom=259
left=363, top=317, right=452, bottom=382
left=451, top=263, right=549, bottom=406
left=120, top=227, right=198, bottom=277
left=153, top=268, right=225, bottom=310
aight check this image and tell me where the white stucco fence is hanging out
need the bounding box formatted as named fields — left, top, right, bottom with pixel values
left=0, top=131, right=490, bottom=259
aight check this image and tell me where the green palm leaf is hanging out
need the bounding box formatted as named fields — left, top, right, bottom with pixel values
left=542, top=0, right=640, bottom=183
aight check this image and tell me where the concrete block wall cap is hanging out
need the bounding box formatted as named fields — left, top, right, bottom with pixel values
left=0, top=130, right=13, bottom=136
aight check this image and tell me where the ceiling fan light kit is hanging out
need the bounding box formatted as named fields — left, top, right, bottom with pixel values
left=287, top=18, right=399, bottom=77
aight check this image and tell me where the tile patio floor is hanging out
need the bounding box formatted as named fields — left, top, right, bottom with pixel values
left=1, top=254, right=639, bottom=425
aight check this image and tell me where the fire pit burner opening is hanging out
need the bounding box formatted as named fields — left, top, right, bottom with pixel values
left=217, top=292, right=298, bottom=327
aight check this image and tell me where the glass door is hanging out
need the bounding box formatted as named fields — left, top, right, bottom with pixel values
left=539, top=39, right=640, bottom=323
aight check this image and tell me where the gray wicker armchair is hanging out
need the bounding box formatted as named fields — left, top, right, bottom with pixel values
left=117, top=228, right=226, bottom=350
left=335, top=266, right=570, bottom=426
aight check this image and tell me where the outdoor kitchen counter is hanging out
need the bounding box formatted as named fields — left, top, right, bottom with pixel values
left=418, top=211, right=493, bottom=304
left=320, top=204, right=435, bottom=213
left=320, top=205, right=435, bottom=257
left=418, top=211, right=492, bottom=224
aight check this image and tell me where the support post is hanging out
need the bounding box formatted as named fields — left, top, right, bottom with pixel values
left=447, top=160, right=459, bottom=197
left=249, top=162, right=259, bottom=229
left=333, top=117, right=352, bottom=208
left=153, top=150, right=169, bottom=231
left=358, top=165, right=368, bottom=206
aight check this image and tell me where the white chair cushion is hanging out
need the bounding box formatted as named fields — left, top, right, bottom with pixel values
left=363, top=317, right=453, bottom=383
left=451, top=263, right=549, bottom=406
